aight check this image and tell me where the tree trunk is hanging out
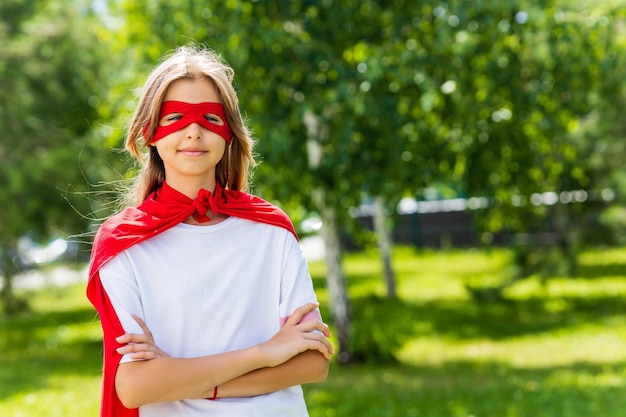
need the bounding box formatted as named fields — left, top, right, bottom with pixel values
left=0, top=245, right=27, bottom=315
left=553, top=200, right=578, bottom=276
left=304, top=110, right=352, bottom=364
left=313, top=188, right=352, bottom=364
left=373, top=196, right=397, bottom=298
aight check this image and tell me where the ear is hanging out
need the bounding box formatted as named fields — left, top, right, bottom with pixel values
left=148, top=143, right=162, bottom=161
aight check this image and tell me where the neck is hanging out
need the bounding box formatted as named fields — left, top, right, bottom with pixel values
left=184, top=211, right=229, bottom=226
left=165, top=177, right=217, bottom=200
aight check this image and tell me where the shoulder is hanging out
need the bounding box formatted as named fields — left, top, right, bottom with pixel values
left=98, top=206, right=147, bottom=231
left=89, top=207, right=151, bottom=278
left=92, top=207, right=144, bottom=245
left=224, top=189, right=298, bottom=240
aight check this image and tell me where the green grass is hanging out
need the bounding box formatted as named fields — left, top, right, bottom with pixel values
left=0, top=284, right=102, bottom=416
left=2, top=246, right=626, bottom=416
left=305, top=246, right=626, bottom=417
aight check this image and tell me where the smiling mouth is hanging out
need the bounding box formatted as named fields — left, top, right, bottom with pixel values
left=178, top=149, right=207, bottom=156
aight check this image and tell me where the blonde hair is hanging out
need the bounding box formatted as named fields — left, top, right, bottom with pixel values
left=125, top=45, right=255, bottom=204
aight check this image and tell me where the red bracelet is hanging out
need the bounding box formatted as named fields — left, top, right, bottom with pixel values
left=208, top=386, right=218, bottom=401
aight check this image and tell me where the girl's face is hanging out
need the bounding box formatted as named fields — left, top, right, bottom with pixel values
left=152, top=78, right=227, bottom=194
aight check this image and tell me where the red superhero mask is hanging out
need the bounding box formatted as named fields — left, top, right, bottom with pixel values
left=144, top=101, right=233, bottom=145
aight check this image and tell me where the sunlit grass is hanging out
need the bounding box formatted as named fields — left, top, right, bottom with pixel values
left=308, top=245, right=626, bottom=417
left=2, top=245, right=626, bottom=416
left=0, top=281, right=101, bottom=417
left=2, top=376, right=100, bottom=417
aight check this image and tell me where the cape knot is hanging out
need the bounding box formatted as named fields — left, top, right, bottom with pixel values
left=191, top=189, right=219, bottom=222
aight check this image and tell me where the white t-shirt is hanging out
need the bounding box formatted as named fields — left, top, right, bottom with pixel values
left=99, top=216, right=319, bottom=416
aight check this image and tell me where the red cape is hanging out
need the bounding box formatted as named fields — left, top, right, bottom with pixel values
left=87, top=182, right=297, bottom=417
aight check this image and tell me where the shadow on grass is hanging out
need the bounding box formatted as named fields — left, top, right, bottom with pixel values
left=0, top=307, right=102, bottom=401
left=421, top=294, right=626, bottom=340
left=344, top=292, right=626, bottom=363
left=306, top=359, right=626, bottom=417
left=574, top=261, right=626, bottom=279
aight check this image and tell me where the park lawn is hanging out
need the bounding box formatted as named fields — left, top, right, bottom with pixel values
left=1, top=246, right=626, bottom=416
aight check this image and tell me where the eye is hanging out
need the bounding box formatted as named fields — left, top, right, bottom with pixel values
left=159, top=113, right=182, bottom=126
left=204, top=113, right=224, bottom=125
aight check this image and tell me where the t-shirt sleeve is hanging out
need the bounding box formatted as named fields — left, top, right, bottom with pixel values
left=99, top=252, right=146, bottom=364
left=279, top=236, right=322, bottom=327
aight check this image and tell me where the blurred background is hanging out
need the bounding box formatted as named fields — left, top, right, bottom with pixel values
left=1, top=0, right=626, bottom=416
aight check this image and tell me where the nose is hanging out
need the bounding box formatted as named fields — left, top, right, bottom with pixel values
left=185, top=122, right=203, bottom=139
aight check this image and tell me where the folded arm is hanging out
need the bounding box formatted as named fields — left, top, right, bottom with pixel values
left=115, top=303, right=332, bottom=408
left=196, top=350, right=329, bottom=399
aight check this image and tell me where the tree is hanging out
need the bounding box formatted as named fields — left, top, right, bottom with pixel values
left=98, top=0, right=362, bottom=363
left=0, top=0, right=106, bottom=313
left=275, top=0, right=626, bottom=299
left=344, top=0, right=625, bottom=293
left=441, top=1, right=625, bottom=284
left=95, top=0, right=626, bottom=360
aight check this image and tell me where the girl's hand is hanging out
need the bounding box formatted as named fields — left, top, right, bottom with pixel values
left=115, top=314, right=171, bottom=360
left=259, top=303, right=334, bottom=367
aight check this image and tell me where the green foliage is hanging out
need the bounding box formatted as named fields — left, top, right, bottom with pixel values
left=0, top=0, right=110, bottom=313
left=407, top=1, right=625, bottom=236
left=600, top=206, right=626, bottom=245
left=96, top=1, right=626, bottom=244
left=0, top=3, right=102, bottom=229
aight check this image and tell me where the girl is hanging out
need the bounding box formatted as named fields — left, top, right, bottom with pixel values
left=87, top=45, right=333, bottom=417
